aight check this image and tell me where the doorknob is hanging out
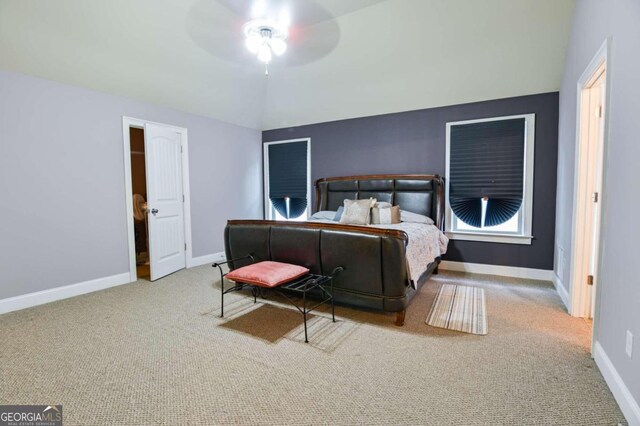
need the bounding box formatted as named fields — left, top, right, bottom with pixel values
left=151, top=208, right=159, bottom=216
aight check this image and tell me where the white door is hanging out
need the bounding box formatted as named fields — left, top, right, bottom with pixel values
left=144, top=123, right=186, bottom=281
left=587, top=71, right=606, bottom=318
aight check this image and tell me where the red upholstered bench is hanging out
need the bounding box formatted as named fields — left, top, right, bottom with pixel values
left=225, top=261, right=310, bottom=288
left=212, top=255, right=342, bottom=343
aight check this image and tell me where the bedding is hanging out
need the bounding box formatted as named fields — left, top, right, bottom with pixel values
left=371, top=222, right=448, bottom=288
left=400, top=209, right=435, bottom=225
left=308, top=207, right=447, bottom=289
left=309, top=216, right=448, bottom=289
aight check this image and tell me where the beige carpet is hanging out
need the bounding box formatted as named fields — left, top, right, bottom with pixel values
left=426, top=284, right=487, bottom=335
left=0, top=267, right=626, bottom=425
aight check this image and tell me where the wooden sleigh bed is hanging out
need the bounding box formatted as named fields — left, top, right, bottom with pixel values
left=223, top=174, right=446, bottom=325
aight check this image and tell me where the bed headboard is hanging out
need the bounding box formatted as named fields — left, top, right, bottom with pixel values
left=315, top=174, right=445, bottom=229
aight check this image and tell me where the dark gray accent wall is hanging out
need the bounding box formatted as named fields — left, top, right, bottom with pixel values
left=263, top=92, right=559, bottom=270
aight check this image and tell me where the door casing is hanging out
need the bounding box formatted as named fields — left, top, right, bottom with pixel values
left=568, top=38, right=612, bottom=354
left=122, top=116, right=193, bottom=282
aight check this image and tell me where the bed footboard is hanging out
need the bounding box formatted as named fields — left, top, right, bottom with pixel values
left=224, top=220, right=437, bottom=314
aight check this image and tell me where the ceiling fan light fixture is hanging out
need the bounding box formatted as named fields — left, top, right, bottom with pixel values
left=243, top=18, right=288, bottom=71
left=269, top=38, right=286, bottom=56
left=245, top=34, right=262, bottom=54
left=257, top=43, right=272, bottom=63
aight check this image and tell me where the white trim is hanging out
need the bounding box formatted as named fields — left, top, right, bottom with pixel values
left=122, top=117, right=193, bottom=281
left=0, top=249, right=227, bottom=315
left=446, top=231, right=533, bottom=245
left=439, top=261, right=553, bottom=281
left=444, top=114, right=535, bottom=245
left=568, top=38, right=611, bottom=320
left=552, top=273, right=571, bottom=311
left=594, top=341, right=640, bottom=426
left=181, top=129, right=194, bottom=268
left=122, top=119, right=138, bottom=282
left=263, top=138, right=312, bottom=220
left=189, top=252, right=227, bottom=268
left=0, top=273, right=130, bottom=315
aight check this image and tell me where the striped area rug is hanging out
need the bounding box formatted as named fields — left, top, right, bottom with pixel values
left=426, top=284, right=487, bottom=335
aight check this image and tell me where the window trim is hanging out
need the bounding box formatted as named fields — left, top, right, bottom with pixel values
left=445, top=114, right=535, bottom=245
left=263, top=138, right=312, bottom=220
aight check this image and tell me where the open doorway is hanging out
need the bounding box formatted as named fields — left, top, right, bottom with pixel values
left=130, top=127, right=151, bottom=280
left=568, top=39, right=610, bottom=349
left=122, top=117, right=193, bottom=282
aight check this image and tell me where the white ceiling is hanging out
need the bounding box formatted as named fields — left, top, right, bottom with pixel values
left=0, top=0, right=574, bottom=130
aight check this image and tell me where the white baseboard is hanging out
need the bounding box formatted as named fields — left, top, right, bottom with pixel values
left=0, top=272, right=130, bottom=315
left=551, top=272, right=571, bottom=311
left=439, top=261, right=553, bottom=281
left=188, top=251, right=226, bottom=268
left=0, top=252, right=227, bottom=316
left=594, top=341, right=640, bottom=426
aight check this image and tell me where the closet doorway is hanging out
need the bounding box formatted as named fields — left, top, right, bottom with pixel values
left=122, top=117, right=193, bottom=282
left=129, top=128, right=151, bottom=279
left=569, top=39, right=610, bottom=351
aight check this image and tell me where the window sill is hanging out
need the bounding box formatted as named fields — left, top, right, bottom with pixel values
left=445, top=231, right=533, bottom=245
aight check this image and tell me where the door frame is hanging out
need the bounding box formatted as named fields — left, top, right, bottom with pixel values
left=122, top=116, right=193, bottom=282
left=568, top=38, right=611, bottom=340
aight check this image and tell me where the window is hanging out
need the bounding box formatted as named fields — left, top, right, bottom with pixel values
left=445, top=114, right=535, bottom=245
left=263, top=138, right=311, bottom=221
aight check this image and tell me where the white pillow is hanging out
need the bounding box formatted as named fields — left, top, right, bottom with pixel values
left=400, top=210, right=435, bottom=225
left=375, top=201, right=393, bottom=209
left=339, top=198, right=376, bottom=225
left=309, top=210, right=337, bottom=221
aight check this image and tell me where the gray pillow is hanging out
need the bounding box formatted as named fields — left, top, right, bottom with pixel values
left=333, top=206, right=344, bottom=221
left=309, top=210, right=337, bottom=221
left=339, top=198, right=376, bottom=225
left=400, top=210, right=435, bottom=225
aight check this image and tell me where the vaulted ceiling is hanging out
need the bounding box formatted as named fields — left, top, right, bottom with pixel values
left=0, top=0, right=574, bottom=130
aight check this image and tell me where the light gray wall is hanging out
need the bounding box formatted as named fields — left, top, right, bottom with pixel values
left=0, top=71, right=262, bottom=300
left=555, top=0, right=640, bottom=408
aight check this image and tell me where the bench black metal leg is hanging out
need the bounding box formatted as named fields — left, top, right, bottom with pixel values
left=303, top=312, right=308, bottom=343
left=303, top=288, right=309, bottom=343
left=212, top=254, right=256, bottom=320
left=212, top=264, right=224, bottom=318
left=330, top=278, right=336, bottom=323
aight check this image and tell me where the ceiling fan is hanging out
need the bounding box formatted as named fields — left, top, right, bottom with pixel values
left=187, top=0, right=380, bottom=70
left=243, top=18, right=288, bottom=76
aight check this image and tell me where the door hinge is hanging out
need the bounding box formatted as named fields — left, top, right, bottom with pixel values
left=185, top=243, right=187, bottom=251
left=180, top=145, right=183, bottom=153
left=592, top=192, right=599, bottom=203
left=596, top=105, right=603, bottom=118
left=587, top=274, right=594, bottom=286
left=183, top=194, right=185, bottom=202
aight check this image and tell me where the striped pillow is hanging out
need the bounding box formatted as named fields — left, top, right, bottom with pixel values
left=371, top=205, right=401, bottom=224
